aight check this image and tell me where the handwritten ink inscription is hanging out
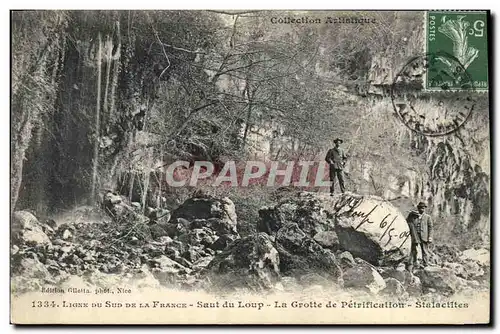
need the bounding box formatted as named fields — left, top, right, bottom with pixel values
left=334, top=195, right=411, bottom=249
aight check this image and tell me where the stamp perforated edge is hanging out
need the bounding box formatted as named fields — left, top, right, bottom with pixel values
left=423, top=10, right=489, bottom=93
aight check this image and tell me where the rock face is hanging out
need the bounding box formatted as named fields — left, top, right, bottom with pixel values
left=258, top=192, right=411, bottom=266
left=207, top=233, right=280, bottom=291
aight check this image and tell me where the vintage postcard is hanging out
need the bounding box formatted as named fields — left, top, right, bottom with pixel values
left=10, top=10, right=491, bottom=324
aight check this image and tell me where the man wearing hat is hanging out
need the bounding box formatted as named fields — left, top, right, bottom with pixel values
left=406, top=201, right=433, bottom=268
left=325, top=138, right=347, bottom=194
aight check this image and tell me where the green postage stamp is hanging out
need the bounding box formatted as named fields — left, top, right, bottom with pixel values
left=11, top=9, right=491, bottom=326
left=426, top=11, right=489, bottom=90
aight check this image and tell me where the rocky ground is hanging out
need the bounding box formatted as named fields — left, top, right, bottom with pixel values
left=11, top=191, right=490, bottom=301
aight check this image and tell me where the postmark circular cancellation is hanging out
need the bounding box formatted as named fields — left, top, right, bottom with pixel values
left=390, top=52, right=477, bottom=137
left=390, top=11, right=488, bottom=137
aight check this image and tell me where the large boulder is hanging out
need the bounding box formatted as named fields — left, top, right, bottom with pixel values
left=148, top=208, right=171, bottom=226
left=338, top=251, right=356, bottom=269
left=258, top=195, right=334, bottom=236
left=12, top=255, right=52, bottom=281
left=102, top=192, right=130, bottom=218
left=210, top=234, right=239, bottom=251
left=149, top=255, right=192, bottom=286
left=171, top=196, right=238, bottom=236
left=11, top=255, right=54, bottom=294
left=414, top=266, right=465, bottom=296
left=443, top=260, right=486, bottom=282
left=150, top=255, right=191, bottom=274
left=149, top=224, right=169, bottom=240
left=164, top=195, right=240, bottom=260
left=313, top=231, right=340, bottom=249
left=443, top=262, right=468, bottom=279
left=102, top=192, right=152, bottom=232
left=12, top=211, right=52, bottom=247
left=275, top=223, right=342, bottom=279
left=462, top=261, right=486, bottom=280
left=177, top=227, right=218, bottom=248
left=379, top=264, right=422, bottom=296
left=333, top=193, right=411, bottom=265
left=381, top=277, right=406, bottom=297
left=132, top=265, right=162, bottom=289
left=189, top=218, right=238, bottom=237
left=207, top=233, right=280, bottom=291
left=343, top=259, right=386, bottom=294
left=258, top=192, right=411, bottom=266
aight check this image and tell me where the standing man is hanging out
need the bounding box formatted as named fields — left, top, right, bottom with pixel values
left=406, top=202, right=433, bottom=268
left=325, top=138, right=347, bottom=195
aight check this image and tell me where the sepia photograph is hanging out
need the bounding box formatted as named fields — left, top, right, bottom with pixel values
left=9, top=9, right=491, bottom=324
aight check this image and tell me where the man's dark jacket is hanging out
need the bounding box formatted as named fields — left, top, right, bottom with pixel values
left=406, top=211, right=433, bottom=243
left=325, top=147, right=347, bottom=170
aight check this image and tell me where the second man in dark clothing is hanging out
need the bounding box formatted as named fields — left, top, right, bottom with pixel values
left=325, top=138, right=347, bottom=194
left=406, top=201, right=433, bottom=268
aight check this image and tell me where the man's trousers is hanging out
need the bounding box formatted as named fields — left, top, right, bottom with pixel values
left=329, top=166, right=345, bottom=194
left=410, top=241, right=429, bottom=266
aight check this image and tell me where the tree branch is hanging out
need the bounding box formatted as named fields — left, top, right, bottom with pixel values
left=151, top=24, right=171, bottom=79
left=160, top=42, right=207, bottom=54
left=172, top=101, right=219, bottom=137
